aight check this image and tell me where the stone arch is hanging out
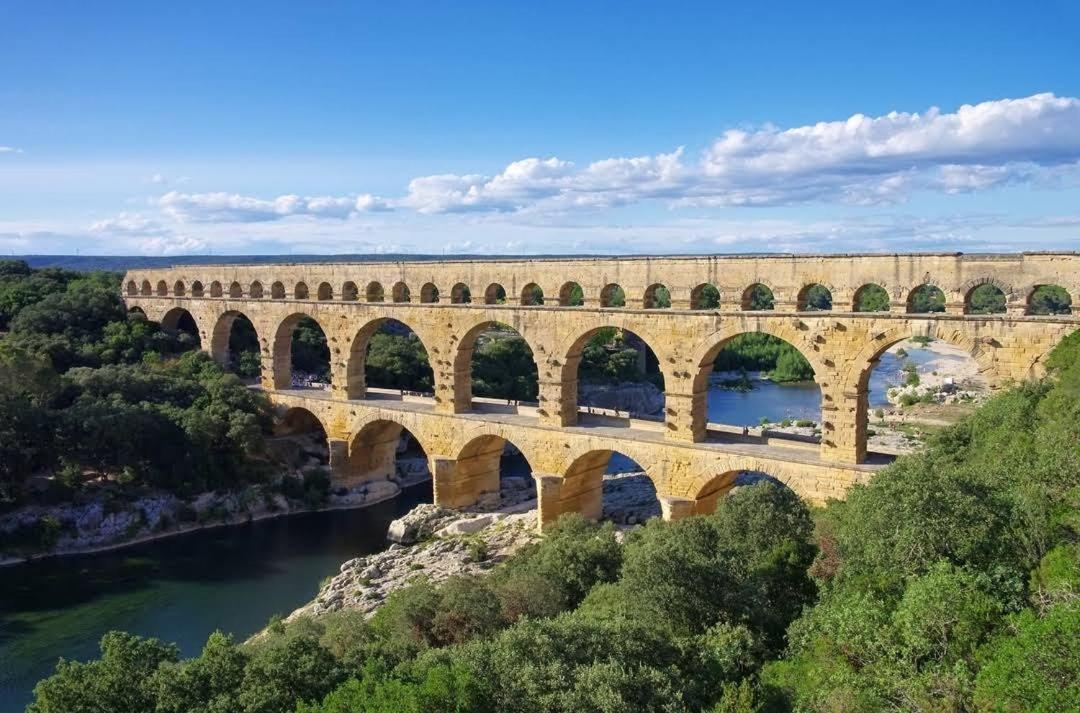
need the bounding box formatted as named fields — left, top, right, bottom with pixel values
left=797, top=283, right=833, bottom=311
left=906, top=283, right=946, bottom=313
left=228, top=281, right=243, bottom=298
left=173, top=280, right=186, bottom=296
left=345, top=317, right=435, bottom=400
left=210, top=281, right=223, bottom=298
left=557, top=324, right=667, bottom=425
left=852, top=283, right=890, bottom=312
left=453, top=320, right=541, bottom=410
left=126, top=280, right=138, bottom=296
left=484, top=283, right=507, bottom=305
left=342, top=281, right=359, bottom=301
left=840, top=324, right=998, bottom=462
left=271, top=281, right=286, bottom=299
left=520, top=283, right=544, bottom=305
left=392, top=282, right=411, bottom=303
left=686, top=324, right=824, bottom=439
left=684, top=466, right=797, bottom=515
left=209, top=310, right=261, bottom=373
left=343, top=417, right=432, bottom=489
left=272, top=312, right=331, bottom=390
left=451, top=283, right=472, bottom=304
left=191, top=281, right=204, bottom=297
left=127, top=305, right=146, bottom=318
left=317, top=282, right=334, bottom=301
left=600, top=283, right=626, bottom=308
left=140, top=279, right=152, bottom=296
left=294, top=282, right=309, bottom=299
left=559, top=281, right=584, bottom=306
left=643, top=283, right=670, bottom=309
left=963, top=279, right=1007, bottom=315
left=691, top=283, right=721, bottom=310
left=249, top=281, right=264, bottom=299
left=160, top=306, right=201, bottom=347
left=274, top=407, right=331, bottom=468
left=420, top=282, right=440, bottom=303
left=366, top=281, right=385, bottom=302
left=156, top=280, right=168, bottom=296
left=439, top=433, right=534, bottom=509
left=1025, top=284, right=1073, bottom=315
left=741, top=283, right=775, bottom=310
left=556, top=447, right=660, bottom=523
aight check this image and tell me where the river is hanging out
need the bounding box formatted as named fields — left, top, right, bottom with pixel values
left=0, top=345, right=954, bottom=711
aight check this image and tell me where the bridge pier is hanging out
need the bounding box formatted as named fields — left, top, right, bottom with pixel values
left=659, top=495, right=695, bottom=521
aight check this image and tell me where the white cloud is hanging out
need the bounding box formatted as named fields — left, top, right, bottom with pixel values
left=0, top=146, right=23, bottom=154
left=90, top=212, right=170, bottom=236
left=160, top=190, right=388, bottom=222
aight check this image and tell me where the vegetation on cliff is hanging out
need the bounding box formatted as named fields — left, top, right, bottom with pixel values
left=29, top=330, right=1079, bottom=712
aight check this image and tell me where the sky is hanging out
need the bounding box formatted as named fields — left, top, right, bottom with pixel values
left=2, top=1, right=1080, bottom=257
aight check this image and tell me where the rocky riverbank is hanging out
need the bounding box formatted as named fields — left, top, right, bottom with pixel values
left=287, top=470, right=663, bottom=621
left=0, top=456, right=433, bottom=567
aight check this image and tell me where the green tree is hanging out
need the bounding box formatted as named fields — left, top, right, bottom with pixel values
left=854, top=284, right=891, bottom=312
left=1028, top=284, right=1072, bottom=315
left=968, top=284, right=1006, bottom=314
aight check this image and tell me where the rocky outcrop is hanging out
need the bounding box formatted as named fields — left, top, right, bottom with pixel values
left=578, top=381, right=665, bottom=417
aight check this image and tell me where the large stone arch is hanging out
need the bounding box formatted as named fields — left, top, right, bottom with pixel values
left=343, top=316, right=438, bottom=400
left=341, top=416, right=432, bottom=488
left=160, top=306, right=201, bottom=346
left=435, top=431, right=536, bottom=509
left=679, top=321, right=827, bottom=441
left=271, top=311, right=330, bottom=390
left=209, top=310, right=261, bottom=368
left=451, top=318, right=543, bottom=412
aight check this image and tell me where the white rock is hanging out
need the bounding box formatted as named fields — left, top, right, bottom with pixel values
left=435, top=514, right=496, bottom=538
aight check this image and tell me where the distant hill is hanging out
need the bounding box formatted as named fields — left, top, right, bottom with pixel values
left=16, top=254, right=592, bottom=272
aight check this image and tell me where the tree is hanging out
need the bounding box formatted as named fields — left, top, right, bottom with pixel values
left=1028, top=285, right=1072, bottom=315
left=854, top=284, right=891, bottom=312
left=153, top=631, right=248, bottom=713
left=968, top=284, right=1006, bottom=314
left=28, top=632, right=178, bottom=713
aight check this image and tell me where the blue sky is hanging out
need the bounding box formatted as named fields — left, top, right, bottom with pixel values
left=2, top=1, right=1080, bottom=256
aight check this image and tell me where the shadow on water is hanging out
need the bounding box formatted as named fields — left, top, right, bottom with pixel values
left=0, top=482, right=432, bottom=713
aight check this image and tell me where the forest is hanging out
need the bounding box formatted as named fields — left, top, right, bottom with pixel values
left=26, top=329, right=1080, bottom=712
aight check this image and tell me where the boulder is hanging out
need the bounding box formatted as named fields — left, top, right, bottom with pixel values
left=435, top=514, right=498, bottom=538
left=386, top=504, right=454, bottom=544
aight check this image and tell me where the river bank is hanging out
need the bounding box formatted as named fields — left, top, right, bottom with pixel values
left=0, top=457, right=432, bottom=567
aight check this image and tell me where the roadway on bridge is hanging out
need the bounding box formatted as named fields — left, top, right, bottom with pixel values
left=275, top=387, right=893, bottom=473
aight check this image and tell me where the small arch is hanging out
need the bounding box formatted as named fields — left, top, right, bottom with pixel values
left=172, top=280, right=186, bottom=296
left=365, top=281, right=385, bottom=303
left=392, top=282, right=411, bottom=303
left=691, top=283, right=721, bottom=310
left=127, top=305, right=146, bottom=318
left=249, top=281, right=264, bottom=299
left=420, top=283, right=440, bottom=303
left=156, top=280, right=168, bottom=296
left=853, top=283, right=890, bottom=312
left=643, top=283, right=670, bottom=309
left=907, top=284, right=945, bottom=313
left=342, top=281, right=359, bottom=301
left=229, top=281, right=243, bottom=298
left=274, top=407, right=329, bottom=469
left=741, top=284, right=774, bottom=310
left=797, top=284, right=832, bottom=311
left=140, top=280, right=152, bottom=296
left=965, top=283, right=1006, bottom=315
left=317, top=282, right=333, bottom=301
left=271, top=281, right=285, bottom=299
left=520, top=283, right=544, bottom=306
left=484, top=283, right=507, bottom=305
left=126, top=280, right=138, bottom=296
left=294, top=282, right=309, bottom=299
left=600, top=283, right=626, bottom=307
left=210, top=281, right=223, bottom=298
left=191, top=281, right=204, bottom=297
left=559, top=281, right=584, bottom=306
left=1026, top=284, right=1072, bottom=315
left=451, top=283, right=472, bottom=304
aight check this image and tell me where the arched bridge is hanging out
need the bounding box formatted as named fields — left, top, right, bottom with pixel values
left=123, top=252, right=1079, bottom=526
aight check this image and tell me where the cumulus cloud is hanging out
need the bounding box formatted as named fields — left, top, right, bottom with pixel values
left=160, top=190, right=389, bottom=222
left=149, top=93, right=1080, bottom=223
left=90, top=212, right=170, bottom=236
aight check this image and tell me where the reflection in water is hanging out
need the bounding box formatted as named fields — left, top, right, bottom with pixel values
left=0, top=484, right=432, bottom=713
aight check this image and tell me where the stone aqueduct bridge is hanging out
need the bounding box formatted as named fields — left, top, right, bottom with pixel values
left=123, top=253, right=1079, bottom=526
